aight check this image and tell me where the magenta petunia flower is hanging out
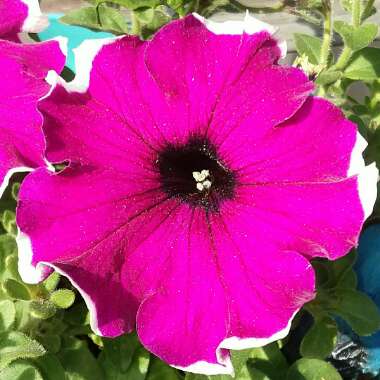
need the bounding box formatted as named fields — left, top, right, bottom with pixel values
left=16, top=14, right=377, bottom=374
left=0, top=0, right=47, bottom=41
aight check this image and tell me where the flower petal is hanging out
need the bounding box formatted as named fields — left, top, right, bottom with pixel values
left=225, top=176, right=371, bottom=260
left=217, top=97, right=378, bottom=259
left=230, top=98, right=365, bottom=182
left=209, top=214, right=315, bottom=350
left=16, top=164, right=177, bottom=336
left=144, top=14, right=296, bottom=143
left=0, top=39, right=66, bottom=197
left=209, top=64, right=313, bottom=166
left=0, top=0, right=48, bottom=41
left=132, top=207, right=314, bottom=373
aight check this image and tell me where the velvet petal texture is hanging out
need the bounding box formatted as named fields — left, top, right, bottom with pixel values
left=0, top=39, right=66, bottom=197
left=17, top=14, right=377, bottom=375
left=0, top=0, right=47, bottom=41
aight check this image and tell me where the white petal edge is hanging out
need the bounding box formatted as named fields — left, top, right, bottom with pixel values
left=42, top=37, right=69, bottom=102
left=53, top=37, right=121, bottom=94
left=358, top=162, right=378, bottom=220
left=173, top=310, right=298, bottom=375
left=193, top=11, right=287, bottom=58
left=348, top=132, right=378, bottom=220
left=17, top=229, right=49, bottom=283
left=173, top=348, right=234, bottom=376
left=0, top=167, right=33, bottom=198
left=16, top=229, right=101, bottom=335
left=348, top=132, right=368, bottom=177
left=220, top=310, right=297, bottom=350
left=20, top=0, right=48, bottom=33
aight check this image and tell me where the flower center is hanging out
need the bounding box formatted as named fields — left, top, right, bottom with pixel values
left=157, top=136, right=235, bottom=211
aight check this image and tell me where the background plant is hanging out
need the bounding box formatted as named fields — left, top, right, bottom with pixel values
left=1, top=0, right=380, bottom=379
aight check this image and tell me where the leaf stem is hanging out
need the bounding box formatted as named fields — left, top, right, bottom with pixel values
left=319, top=0, right=332, bottom=65
left=352, top=0, right=361, bottom=28
left=334, top=46, right=352, bottom=70
left=334, top=0, right=362, bottom=71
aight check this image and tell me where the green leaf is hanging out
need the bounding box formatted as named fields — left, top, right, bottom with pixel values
left=50, top=289, right=75, bottom=309
left=146, top=357, right=180, bottom=380
left=2, top=279, right=31, bottom=301
left=0, top=332, right=46, bottom=370
left=340, top=0, right=353, bottom=12
left=294, top=33, right=323, bottom=64
left=166, top=0, right=184, bottom=10
left=312, top=261, right=330, bottom=288
left=206, top=343, right=288, bottom=380
left=247, top=343, right=288, bottom=380
left=0, top=234, right=17, bottom=273
left=122, top=345, right=150, bottom=380
left=300, top=316, right=338, bottom=359
left=30, top=300, right=56, bottom=320
left=59, top=340, right=103, bottom=380
left=330, top=289, right=380, bottom=335
left=314, top=250, right=357, bottom=290
left=33, top=354, right=66, bottom=380
left=0, top=361, right=43, bottom=380
left=61, top=6, right=129, bottom=35
left=13, top=301, right=30, bottom=331
left=143, top=6, right=172, bottom=34
left=315, top=69, right=341, bottom=85
left=361, top=0, right=377, bottom=21
left=105, top=0, right=160, bottom=9
left=43, top=272, right=60, bottom=292
left=134, top=7, right=155, bottom=24
left=64, top=303, right=89, bottom=326
left=334, top=21, right=378, bottom=51
left=287, top=358, right=342, bottom=380
left=11, top=183, right=20, bottom=201
left=337, top=268, right=357, bottom=288
left=185, top=374, right=207, bottom=380
left=1, top=210, right=17, bottom=236
left=5, top=254, right=20, bottom=279
left=101, top=333, right=141, bottom=372
left=185, top=373, right=231, bottom=380
left=0, top=300, right=16, bottom=331
left=37, top=334, right=61, bottom=354
left=344, top=47, right=380, bottom=80
left=99, top=333, right=150, bottom=380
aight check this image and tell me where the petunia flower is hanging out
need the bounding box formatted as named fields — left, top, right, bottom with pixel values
left=0, top=0, right=48, bottom=42
left=0, top=44, right=67, bottom=197
left=16, top=14, right=378, bottom=375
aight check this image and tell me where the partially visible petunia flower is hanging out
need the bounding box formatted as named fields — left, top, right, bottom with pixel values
left=0, top=0, right=66, bottom=196
left=0, top=38, right=67, bottom=197
left=0, top=0, right=48, bottom=42
left=17, top=13, right=378, bottom=375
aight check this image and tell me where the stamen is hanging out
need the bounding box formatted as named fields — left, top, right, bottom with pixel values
left=193, top=170, right=212, bottom=192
